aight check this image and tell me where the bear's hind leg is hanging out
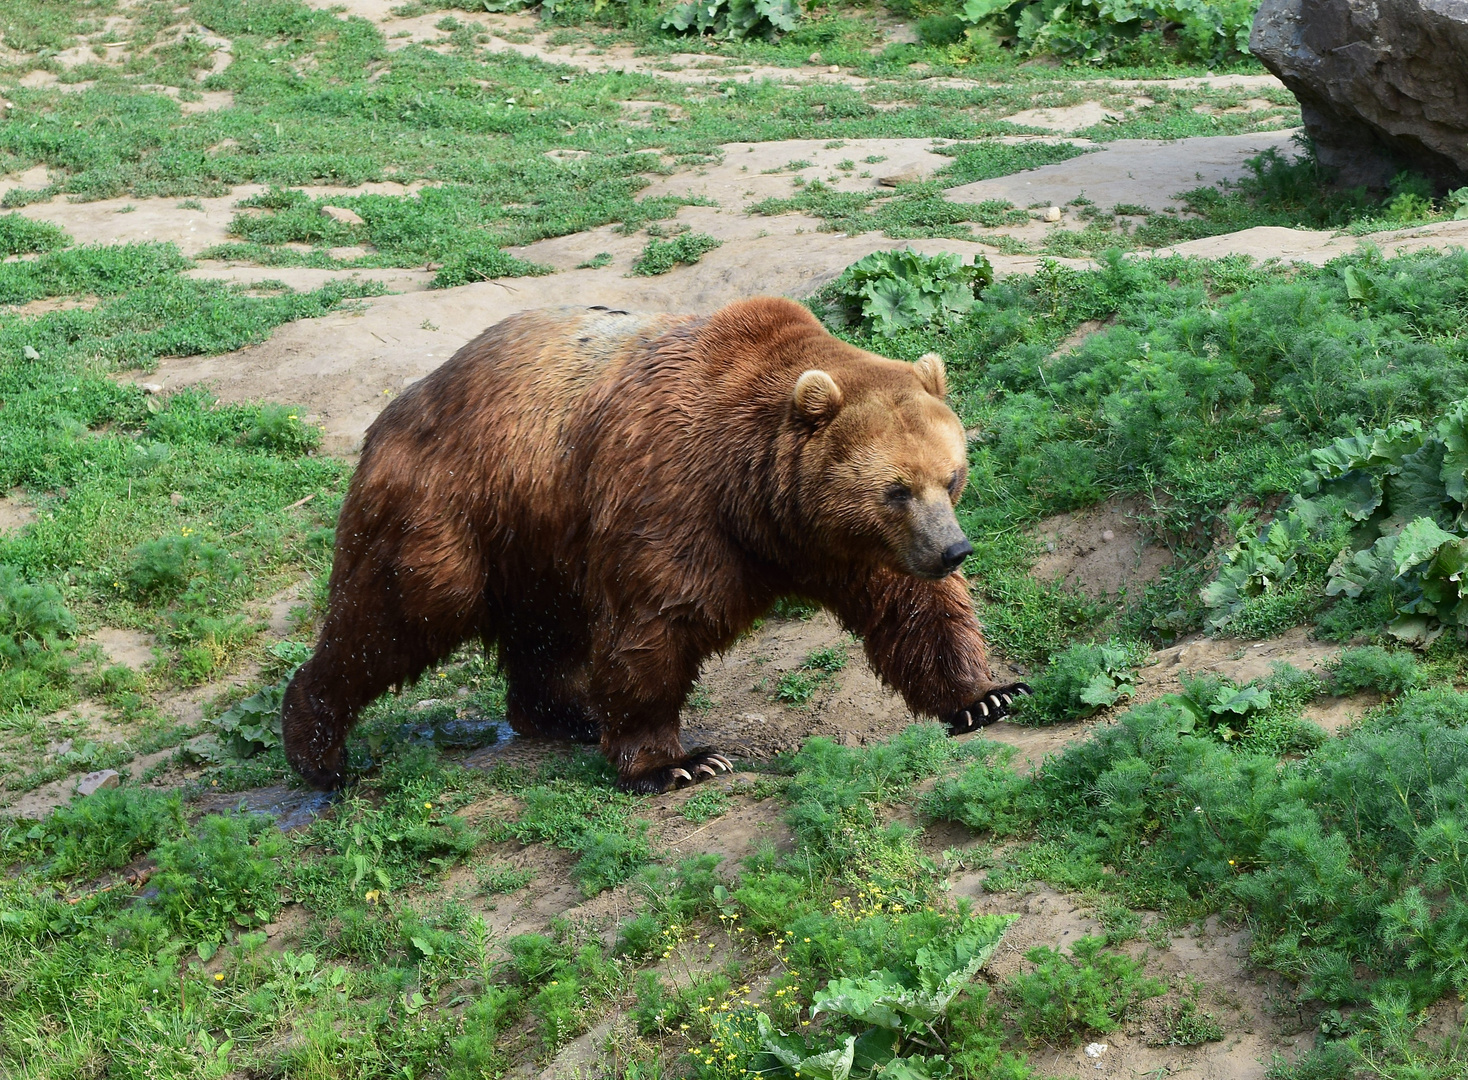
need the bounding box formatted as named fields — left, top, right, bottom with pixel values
left=284, top=593, right=476, bottom=789
left=499, top=640, right=600, bottom=744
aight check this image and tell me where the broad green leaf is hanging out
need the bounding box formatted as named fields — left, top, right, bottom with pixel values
left=878, top=1057, right=948, bottom=1079
left=1391, top=517, right=1461, bottom=578
left=862, top=277, right=925, bottom=336
left=1384, top=442, right=1452, bottom=529
left=1437, top=401, right=1468, bottom=504
left=1209, top=685, right=1270, bottom=716
left=852, top=1028, right=899, bottom=1074
left=1312, top=470, right=1383, bottom=520
left=1387, top=614, right=1443, bottom=646
left=1077, top=671, right=1123, bottom=708
left=1341, top=264, right=1377, bottom=304
left=961, top=0, right=1016, bottom=22
left=1306, top=421, right=1425, bottom=482
left=812, top=974, right=908, bottom=1030
left=756, top=1014, right=855, bottom=1080
left=1327, top=534, right=1397, bottom=598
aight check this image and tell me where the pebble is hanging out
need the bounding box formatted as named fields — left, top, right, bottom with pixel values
left=320, top=205, right=365, bottom=226
left=828, top=65, right=840, bottom=73
left=169, top=492, right=184, bottom=506
left=76, top=769, right=120, bottom=797
left=139, top=383, right=163, bottom=394
left=1084, top=1043, right=1108, bottom=1058
left=1043, top=205, right=1062, bottom=222
left=51, top=738, right=73, bottom=758
left=808, top=52, right=822, bottom=64
left=1101, top=529, right=1115, bottom=541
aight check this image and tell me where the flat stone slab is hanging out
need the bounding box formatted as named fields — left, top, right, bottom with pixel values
left=944, top=130, right=1302, bottom=212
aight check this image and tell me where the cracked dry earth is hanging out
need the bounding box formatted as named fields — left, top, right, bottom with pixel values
left=10, top=3, right=1468, bottom=1075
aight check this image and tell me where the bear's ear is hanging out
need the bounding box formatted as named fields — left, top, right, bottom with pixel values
left=913, top=352, right=947, bottom=399
left=793, top=369, right=844, bottom=423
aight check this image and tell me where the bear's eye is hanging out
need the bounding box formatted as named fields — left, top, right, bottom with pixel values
left=885, top=483, right=913, bottom=506
left=947, top=471, right=966, bottom=495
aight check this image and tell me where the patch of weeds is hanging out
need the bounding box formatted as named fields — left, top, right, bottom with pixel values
left=1153, top=996, right=1226, bottom=1045
left=773, top=642, right=847, bottom=706
left=680, top=787, right=733, bottom=823
left=1004, top=936, right=1165, bottom=1043
left=431, top=244, right=553, bottom=289
left=1327, top=646, right=1423, bottom=697
left=576, top=251, right=613, bottom=269
left=919, top=741, right=1028, bottom=834
left=153, top=812, right=286, bottom=946
left=490, top=780, right=653, bottom=896
left=0, top=563, right=77, bottom=715
left=630, top=231, right=722, bottom=275
left=0, top=213, right=68, bottom=258
left=817, top=248, right=993, bottom=337
left=662, top=0, right=799, bottom=41
left=8, top=786, right=184, bottom=877
left=477, top=861, right=535, bottom=894
left=934, top=139, right=1096, bottom=185
left=1011, top=639, right=1147, bottom=724
left=752, top=180, right=1024, bottom=239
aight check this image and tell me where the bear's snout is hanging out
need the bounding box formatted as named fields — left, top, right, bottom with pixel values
left=905, top=498, right=972, bottom=578
left=942, top=540, right=974, bottom=569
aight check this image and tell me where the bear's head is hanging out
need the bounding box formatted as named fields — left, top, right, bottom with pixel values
left=792, top=349, right=972, bottom=580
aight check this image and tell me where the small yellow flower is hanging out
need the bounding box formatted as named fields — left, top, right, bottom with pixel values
left=365, top=889, right=380, bottom=903
left=424, top=801, right=433, bottom=809
left=214, top=973, right=224, bottom=981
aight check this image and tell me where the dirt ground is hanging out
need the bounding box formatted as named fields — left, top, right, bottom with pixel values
left=9, top=6, right=1459, bottom=1072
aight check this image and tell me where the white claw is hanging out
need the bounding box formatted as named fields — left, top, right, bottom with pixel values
left=670, top=768, right=693, bottom=783
left=959, top=710, right=972, bottom=729
left=978, top=701, right=989, bottom=717
left=711, top=756, right=732, bottom=771
left=696, top=764, right=717, bottom=779
left=1019, top=685, right=1032, bottom=695
left=1000, top=693, right=1013, bottom=706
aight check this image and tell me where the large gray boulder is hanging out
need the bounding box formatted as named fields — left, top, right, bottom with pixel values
left=1250, top=0, right=1468, bottom=191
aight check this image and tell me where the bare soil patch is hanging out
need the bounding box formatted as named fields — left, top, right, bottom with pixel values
left=944, top=129, right=1303, bottom=213
left=1029, top=497, right=1173, bottom=600
left=0, top=489, right=36, bottom=534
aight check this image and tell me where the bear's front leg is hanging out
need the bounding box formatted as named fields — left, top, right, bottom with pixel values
left=589, top=621, right=734, bottom=793
left=826, top=567, right=1030, bottom=732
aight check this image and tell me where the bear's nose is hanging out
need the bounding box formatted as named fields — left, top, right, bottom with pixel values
left=941, top=540, right=973, bottom=569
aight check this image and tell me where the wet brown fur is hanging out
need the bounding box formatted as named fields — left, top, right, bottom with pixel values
left=282, top=297, right=1004, bottom=792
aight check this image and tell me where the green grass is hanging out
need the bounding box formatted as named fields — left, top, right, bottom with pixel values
left=0, top=2, right=1465, bottom=1077
left=772, top=643, right=848, bottom=706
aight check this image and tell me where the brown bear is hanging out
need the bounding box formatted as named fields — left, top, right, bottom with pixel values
left=282, top=297, right=1028, bottom=793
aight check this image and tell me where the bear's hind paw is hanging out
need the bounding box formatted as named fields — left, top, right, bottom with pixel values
left=945, top=683, right=1032, bottom=734
left=619, top=749, right=734, bottom=794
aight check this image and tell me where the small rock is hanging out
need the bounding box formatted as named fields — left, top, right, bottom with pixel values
left=1084, top=1043, right=1108, bottom=1059
left=740, top=712, right=767, bottom=724
left=828, top=65, right=840, bottom=73
left=140, top=382, right=163, bottom=394
left=77, top=769, right=120, bottom=797
left=807, top=51, right=822, bottom=64
left=169, top=492, right=184, bottom=506
left=319, top=205, right=365, bottom=226
left=1043, top=205, right=1062, bottom=222
left=878, top=167, right=922, bottom=187
left=51, top=738, right=74, bottom=758
left=413, top=698, right=444, bottom=711
left=1101, top=529, right=1115, bottom=542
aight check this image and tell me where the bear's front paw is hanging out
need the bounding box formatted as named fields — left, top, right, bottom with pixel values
left=945, top=683, right=1032, bottom=734
left=618, top=749, right=735, bottom=794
